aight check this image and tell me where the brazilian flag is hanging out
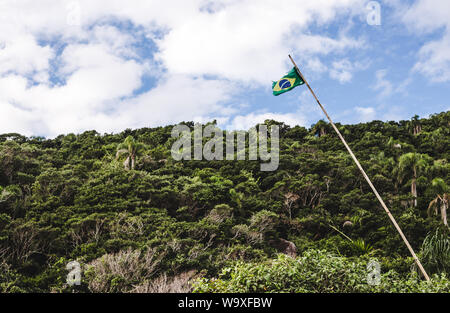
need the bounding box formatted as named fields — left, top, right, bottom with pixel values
left=272, top=67, right=304, bottom=96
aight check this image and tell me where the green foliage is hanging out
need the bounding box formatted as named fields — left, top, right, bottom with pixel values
left=420, top=228, right=450, bottom=275
left=351, top=238, right=374, bottom=256
left=0, top=112, right=449, bottom=292
left=193, top=250, right=450, bottom=293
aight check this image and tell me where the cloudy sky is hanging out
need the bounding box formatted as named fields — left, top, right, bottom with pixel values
left=0, top=0, right=449, bottom=137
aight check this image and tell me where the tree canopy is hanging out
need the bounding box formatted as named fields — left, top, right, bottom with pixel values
left=0, top=111, right=449, bottom=292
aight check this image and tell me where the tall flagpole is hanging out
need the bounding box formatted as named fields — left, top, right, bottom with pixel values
left=288, top=54, right=431, bottom=282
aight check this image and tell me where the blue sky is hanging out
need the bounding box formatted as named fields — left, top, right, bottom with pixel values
left=0, top=0, right=449, bottom=137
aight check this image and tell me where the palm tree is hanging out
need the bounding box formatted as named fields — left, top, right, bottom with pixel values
left=408, top=115, right=422, bottom=135
left=428, top=178, right=448, bottom=227
left=116, top=136, right=146, bottom=170
left=398, top=152, right=430, bottom=207
left=312, top=120, right=329, bottom=137
left=419, top=228, right=450, bottom=274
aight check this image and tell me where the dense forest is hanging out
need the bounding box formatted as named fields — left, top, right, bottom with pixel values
left=0, top=112, right=449, bottom=293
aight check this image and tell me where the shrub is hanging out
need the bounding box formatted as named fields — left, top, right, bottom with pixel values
left=193, top=249, right=450, bottom=293
left=85, top=248, right=161, bottom=293
left=130, top=270, right=198, bottom=293
left=419, top=228, right=450, bottom=275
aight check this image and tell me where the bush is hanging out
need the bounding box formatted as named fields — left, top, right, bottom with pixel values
left=419, top=228, right=450, bottom=275
left=85, top=248, right=161, bottom=293
left=130, top=270, right=198, bottom=293
left=193, top=249, right=450, bottom=293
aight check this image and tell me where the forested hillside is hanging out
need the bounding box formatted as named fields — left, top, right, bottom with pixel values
left=0, top=112, right=449, bottom=293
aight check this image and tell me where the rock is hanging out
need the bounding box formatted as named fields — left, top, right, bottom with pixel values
left=271, top=238, right=297, bottom=258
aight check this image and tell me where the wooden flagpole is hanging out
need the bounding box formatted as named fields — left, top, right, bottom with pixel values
left=288, top=54, right=431, bottom=281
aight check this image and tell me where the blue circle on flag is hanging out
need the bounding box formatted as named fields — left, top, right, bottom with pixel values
left=279, top=79, right=291, bottom=89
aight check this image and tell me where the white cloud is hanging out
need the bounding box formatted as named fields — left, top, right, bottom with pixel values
left=355, top=106, right=376, bottom=122
left=402, top=0, right=450, bottom=82
left=292, top=34, right=364, bottom=55
left=373, top=69, right=393, bottom=98
left=228, top=112, right=308, bottom=131
left=124, top=74, right=238, bottom=128
left=329, top=59, right=367, bottom=83
left=0, top=39, right=145, bottom=136
left=0, top=0, right=368, bottom=137
left=156, top=1, right=364, bottom=84
left=0, top=34, right=53, bottom=82
left=372, top=69, right=413, bottom=99
left=380, top=105, right=407, bottom=122
left=305, top=57, right=328, bottom=74
left=402, top=0, right=450, bottom=33
left=413, top=33, right=450, bottom=82
left=0, top=101, right=37, bottom=136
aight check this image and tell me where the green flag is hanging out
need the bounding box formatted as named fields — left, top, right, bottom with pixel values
left=272, top=67, right=304, bottom=96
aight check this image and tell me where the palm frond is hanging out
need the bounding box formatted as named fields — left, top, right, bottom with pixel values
left=116, top=149, right=129, bottom=159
